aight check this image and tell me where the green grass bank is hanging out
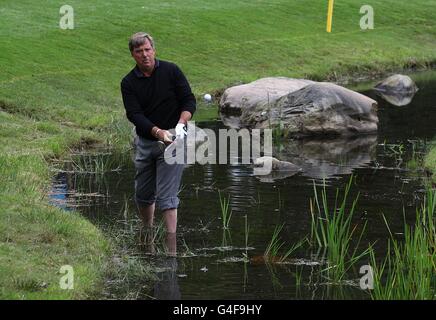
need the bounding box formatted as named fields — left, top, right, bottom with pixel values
left=1, top=0, right=436, bottom=299
left=425, top=142, right=436, bottom=183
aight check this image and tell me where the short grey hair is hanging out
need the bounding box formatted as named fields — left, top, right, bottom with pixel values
left=129, top=32, right=155, bottom=52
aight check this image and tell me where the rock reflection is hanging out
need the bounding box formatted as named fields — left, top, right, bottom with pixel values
left=273, top=135, right=377, bottom=180
left=373, top=90, right=417, bottom=107
left=373, top=74, right=418, bottom=107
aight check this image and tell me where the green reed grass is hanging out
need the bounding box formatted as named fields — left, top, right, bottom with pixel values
left=264, top=224, right=304, bottom=263
left=70, top=153, right=121, bottom=175
left=310, top=176, right=370, bottom=281
left=294, top=265, right=304, bottom=297
left=221, top=229, right=232, bottom=249
left=218, top=190, right=232, bottom=229
left=424, top=141, right=436, bottom=183
left=370, top=188, right=436, bottom=300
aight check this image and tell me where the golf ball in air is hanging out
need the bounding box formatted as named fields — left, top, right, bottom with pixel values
left=204, top=93, right=212, bottom=102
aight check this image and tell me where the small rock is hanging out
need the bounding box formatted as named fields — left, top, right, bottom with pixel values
left=374, top=74, right=418, bottom=106
left=374, top=74, right=418, bottom=94
left=254, top=156, right=300, bottom=171
left=373, top=74, right=418, bottom=106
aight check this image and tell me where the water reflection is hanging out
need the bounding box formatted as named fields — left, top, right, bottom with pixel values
left=275, top=135, right=377, bottom=180
left=143, top=231, right=181, bottom=300
left=373, top=89, right=417, bottom=107
left=152, top=256, right=180, bottom=300
left=49, top=173, right=72, bottom=211
left=203, top=119, right=378, bottom=182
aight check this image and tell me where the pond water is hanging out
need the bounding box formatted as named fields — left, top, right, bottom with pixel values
left=51, top=72, right=436, bottom=300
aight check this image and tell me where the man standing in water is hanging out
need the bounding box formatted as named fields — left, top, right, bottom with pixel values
left=121, top=32, right=196, bottom=251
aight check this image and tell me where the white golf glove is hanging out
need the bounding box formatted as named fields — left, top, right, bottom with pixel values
left=175, top=123, right=187, bottom=139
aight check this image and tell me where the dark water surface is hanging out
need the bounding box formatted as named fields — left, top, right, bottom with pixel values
left=52, top=72, right=436, bottom=299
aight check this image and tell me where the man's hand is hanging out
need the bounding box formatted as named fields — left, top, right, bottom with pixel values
left=157, top=129, right=174, bottom=144
left=175, top=123, right=187, bottom=139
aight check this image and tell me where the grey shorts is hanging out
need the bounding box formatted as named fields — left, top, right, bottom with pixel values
left=134, top=136, right=185, bottom=211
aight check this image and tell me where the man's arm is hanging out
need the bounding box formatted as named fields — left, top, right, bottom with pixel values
left=121, top=78, right=156, bottom=138
left=173, top=64, right=196, bottom=117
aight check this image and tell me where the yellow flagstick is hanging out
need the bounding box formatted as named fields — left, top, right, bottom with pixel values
left=326, top=0, right=334, bottom=33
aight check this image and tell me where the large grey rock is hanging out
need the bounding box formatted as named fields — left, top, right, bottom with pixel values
left=373, top=74, right=418, bottom=106
left=219, top=77, right=314, bottom=114
left=242, top=82, right=378, bottom=136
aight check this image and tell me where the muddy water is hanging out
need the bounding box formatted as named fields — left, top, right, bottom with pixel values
left=52, top=72, right=436, bottom=299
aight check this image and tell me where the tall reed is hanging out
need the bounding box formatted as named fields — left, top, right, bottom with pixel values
left=264, top=224, right=304, bottom=263
left=310, top=176, right=369, bottom=281
left=370, top=188, right=436, bottom=299
left=218, top=190, right=232, bottom=229
left=242, top=215, right=250, bottom=262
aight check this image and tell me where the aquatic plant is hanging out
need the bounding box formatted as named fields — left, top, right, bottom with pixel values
left=218, top=190, right=232, bottom=229
left=310, top=176, right=370, bottom=281
left=241, top=215, right=250, bottom=263
left=383, top=143, right=405, bottom=168
left=263, top=224, right=304, bottom=263
left=294, top=264, right=305, bottom=288
left=265, top=262, right=283, bottom=291
left=69, top=152, right=121, bottom=175
left=406, top=140, right=426, bottom=171
left=181, top=238, right=195, bottom=257
left=370, top=188, right=436, bottom=300
left=220, top=229, right=232, bottom=248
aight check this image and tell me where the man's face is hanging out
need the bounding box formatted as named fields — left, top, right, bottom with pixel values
left=131, top=39, right=156, bottom=71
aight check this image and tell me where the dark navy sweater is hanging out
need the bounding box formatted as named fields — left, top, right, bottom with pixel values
left=121, top=59, right=196, bottom=140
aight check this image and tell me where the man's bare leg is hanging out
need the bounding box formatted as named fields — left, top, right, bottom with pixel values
left=138, top=204, right=155, bottom=245
left=163, top=208, right=177, bottom=234
left=138, top=203, right=155, bottom=227
left=165, top=231, right=177, bottom=256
